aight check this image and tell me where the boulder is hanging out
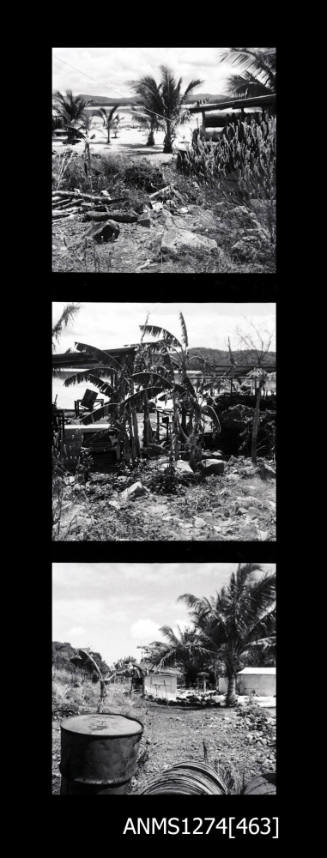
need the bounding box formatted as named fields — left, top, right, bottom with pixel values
left=92, top=220, right=120, bottom=243
left=120, top=481, right=149, bottom=501
left=201, top=459, right=225, bottom=476
left=161, top=227, right=217, bottom=256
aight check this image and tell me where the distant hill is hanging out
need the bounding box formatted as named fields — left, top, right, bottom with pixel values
left=52, top=641, right=110, bottom=676
left=77, top=92, right=226, bottom=107
left=188, top=348, right=276, bottom=370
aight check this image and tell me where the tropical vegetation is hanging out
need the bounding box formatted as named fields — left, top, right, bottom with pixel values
left=147, top=563, right=276, bottom=706
left=61, top=313, right=221, bottom=468
left=131, top=66, right=203, bottom=153
left=219, top=48, right=276, bottom=98
left=94, top=105, right=120, bottom=144
left=53, top=90, right=89, bottom=143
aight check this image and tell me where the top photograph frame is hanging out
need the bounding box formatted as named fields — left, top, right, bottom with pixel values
left=52, top=47, right=276, bottom=275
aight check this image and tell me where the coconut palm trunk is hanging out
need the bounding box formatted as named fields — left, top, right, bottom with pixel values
left=226, top=672, right=238, bottom=706
left=147, top=127, right=155, bottom=146
left=164, top=120, right=173, bottom=153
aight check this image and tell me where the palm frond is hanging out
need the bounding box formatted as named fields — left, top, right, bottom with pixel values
left=200, top=404, right=221, bottom=432
left=122, top=386, right=166, bottom=411
left=131, top=371, right=174, bottom=390
left=74, top=342, right=122, bottom=372
left=80, top=402, right=119, bottom=425
left=139, top=324, right=183, bottom=350
left=180, top=78, right=203, bottom=104
left=52, top=304, right=80, bottom=346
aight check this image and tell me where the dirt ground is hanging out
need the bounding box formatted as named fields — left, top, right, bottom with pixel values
left=52, top=697, right=276, bottom=795
left=53, top=456, right=276, bottom=542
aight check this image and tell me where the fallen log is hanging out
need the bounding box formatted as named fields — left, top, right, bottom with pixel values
left=52, top=207, right=80, bottom=218
left=83, top=210, right=138, bottom=223
left=149, top=185, right=171, bottom=199
left=53, top=198, right=84, bottom=210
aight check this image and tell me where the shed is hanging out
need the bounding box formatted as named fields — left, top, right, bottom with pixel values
left=144, top=669, right=181, bottom=700
left=219, top=667, right=276, bottom=697
left=237, top=667, right=276, bottom=697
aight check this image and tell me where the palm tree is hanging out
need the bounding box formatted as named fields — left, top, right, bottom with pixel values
left=147, top=625, right=209, bottom=687
left=131, top=78, right=163, bottom=146
left=179, top=563, right=276, bottom=706
left=218, top=48, right=276, bottom=98
left=53, top=90, right=89, bottom=143
left=132, top=67, right=203, bottom=153
left=94, top=105, right=120, bottom=144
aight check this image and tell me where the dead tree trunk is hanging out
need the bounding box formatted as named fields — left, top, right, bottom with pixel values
left=251, top=383, right=262, bottom=463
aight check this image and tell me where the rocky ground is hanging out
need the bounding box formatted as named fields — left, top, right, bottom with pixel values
left=53, top=456, right=276, bottom=542
left=52, top=161, right=275, bottom=274
left=52, top=696, right=276, bottom=795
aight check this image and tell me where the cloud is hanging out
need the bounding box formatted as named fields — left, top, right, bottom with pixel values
left=130, top=619, right=160, bottom=642
left=68, top=626, right=86, bottom=643
left=52, top=47, right=233, bottom=98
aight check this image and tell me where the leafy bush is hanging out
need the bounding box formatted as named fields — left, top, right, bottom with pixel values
left=53, top=151, right=166, bottom=196
left=148, top=463, right=185, bottom=495
left=123, top=160, right=166, bottom=192
left=176, top=114, right=276, bottom=200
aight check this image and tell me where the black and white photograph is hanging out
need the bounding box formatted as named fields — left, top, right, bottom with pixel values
left=52, top=47, right=276, bottom=274
left=52, top=562, right=276, bottom=795
left=52, top=301, right=276, bottom=542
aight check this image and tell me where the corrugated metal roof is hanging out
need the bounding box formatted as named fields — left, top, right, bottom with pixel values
left=238, top=667, right=276, bottom=675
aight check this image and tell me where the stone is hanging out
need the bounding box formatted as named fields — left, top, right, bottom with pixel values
left=201, top=459, right=225, bottom=475
left=176, top=460, right=194, bottom=475
left=161, top=227, right=217, bottom=256
left=92, top=220, right=120, bottom=243
left=158, top=460, right=194, bottom=476
left=120, top=481, right=149, bottom=501
left=138, top=213, right=151, bottom=227
left=151, top=201, right=163, bottom=212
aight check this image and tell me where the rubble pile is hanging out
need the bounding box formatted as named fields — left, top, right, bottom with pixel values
left=52, top=184, right=219, bottom=258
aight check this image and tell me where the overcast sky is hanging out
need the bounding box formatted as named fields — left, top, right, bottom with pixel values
left=52, top=563, right=275, bottom=664
left=52, top=302, right=276, bottom=353
left=52, top=47, right=236, bottom=99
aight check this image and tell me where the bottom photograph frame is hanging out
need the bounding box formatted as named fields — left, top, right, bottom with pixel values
left=52, top=561, right=276, bottom=798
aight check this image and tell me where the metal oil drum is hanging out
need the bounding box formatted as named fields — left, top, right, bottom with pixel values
left=60, top=713, right=143, bottom=795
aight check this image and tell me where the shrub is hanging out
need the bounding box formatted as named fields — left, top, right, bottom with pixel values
left=176, top=114, right=276, bottom=200
left=123, top=160, right=166, bottom=192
